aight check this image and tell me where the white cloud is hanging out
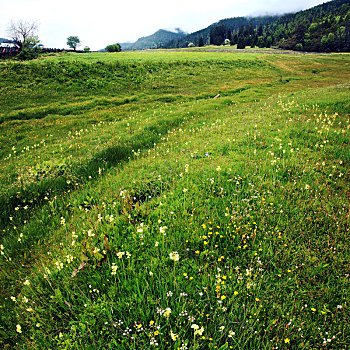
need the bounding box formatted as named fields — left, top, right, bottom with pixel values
left=0, top=0, right=328, bottom=50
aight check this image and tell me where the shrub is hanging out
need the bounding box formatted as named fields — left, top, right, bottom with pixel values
left=295, top=43, right=303, bottom=51
left=17, top=47, right=40, bottom=61
left=105, top=44, right=121, bottom=52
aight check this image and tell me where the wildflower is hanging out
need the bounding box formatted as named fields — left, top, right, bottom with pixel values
left=191, top=324, right=204, bottom=336
left=163, top=308, right=171, bottom=318
left=126, top=251, right=131, bottom=259
left=16, top=324, right=22, bottom=333
left=228, top=330, right=235, bottom=337
left=284, top=338, right=290, bottom=344
left=66, top=255, right=73, bottom=263
left=170, top=330, right=178, bottom=341
left=117, top=251, right=125, bottom=259
left=219, top=326, right=225, bottom=332
left=55, top=261, right=63, bottom=271
left=234, top=291, right=239, bottom=296
left=155, top=241, right=159, bottom=247
left=160, top=226, right=168, bottom=235
left=11, top=296, right=16, bottom=302
left=111, top=263, right=118, bottom=275
left=150, top=337, right=158, bottom=346
left=87, top=229, right=95, bottom=237
left=22, top=296, right=28, bottom=303
left=169, top=251, right=180, bottom=261
left=23, top=280, right=30, bottom=286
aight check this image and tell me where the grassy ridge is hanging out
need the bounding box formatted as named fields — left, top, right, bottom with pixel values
left=0, top=51, right=349, bottom=349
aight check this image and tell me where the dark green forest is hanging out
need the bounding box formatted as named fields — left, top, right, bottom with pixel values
left=162, top=0, right=350, bottom=52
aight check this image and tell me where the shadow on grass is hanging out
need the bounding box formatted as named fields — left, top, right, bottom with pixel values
left=0, top=116, right=184, bottom=233
left=0, top=96, right=139, bottom=124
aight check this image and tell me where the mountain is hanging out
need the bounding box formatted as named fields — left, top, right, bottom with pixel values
left=163, top=15, right=280, bottom=48
left=271, top=0, right=350, bottom=51
left=163, top=0, right=350, bottom=52
left=120, top=28, right=187, bottom=51
left=118, top=42, right=134, bottom=51
left=0, top=38, right=13, bottom=43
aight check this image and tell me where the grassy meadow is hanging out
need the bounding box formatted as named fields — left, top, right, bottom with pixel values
left=0, top=49, right=349, bottom=349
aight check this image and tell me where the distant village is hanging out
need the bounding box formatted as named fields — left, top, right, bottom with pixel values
left=0, top=39, right=87, bottom=58
left=0, top=39, right=20, bottom=57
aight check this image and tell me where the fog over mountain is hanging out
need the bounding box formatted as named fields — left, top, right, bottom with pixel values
left=0, top=0, right=328, bottom=50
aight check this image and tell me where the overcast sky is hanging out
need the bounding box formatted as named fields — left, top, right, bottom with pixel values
left=1, top=0, right=328, bottom=50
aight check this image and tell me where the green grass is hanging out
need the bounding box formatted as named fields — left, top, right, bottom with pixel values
left=0, top=51, right=349, bottom=349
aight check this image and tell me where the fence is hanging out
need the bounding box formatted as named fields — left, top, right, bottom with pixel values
left=0, top=47, right=20, bottom=58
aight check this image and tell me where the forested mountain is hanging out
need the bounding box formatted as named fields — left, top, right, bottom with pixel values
left=272, top=0, right=350, bottom=51
left=163, top=0, right=350, bottom=52
left=115, top=0, right=349, bottom=52
left=163, top=16, right=280, bottom=48
left=120, top=29, right=186, bottom=50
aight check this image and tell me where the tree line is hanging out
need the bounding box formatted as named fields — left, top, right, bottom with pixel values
left=163, top=0, right=350, bottom=52
left=3, top=20, right=122, bottom=60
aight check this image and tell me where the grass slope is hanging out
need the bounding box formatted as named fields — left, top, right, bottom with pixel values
left=0, top=50, right=349, bottom=349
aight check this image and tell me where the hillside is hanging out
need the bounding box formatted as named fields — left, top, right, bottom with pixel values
left=163, top=15, right=280, bottom=48
left=120, top=28, right=187, bottom=50
left=163, top=0, right=350, bottom=52
left=274, top=0, right=350, bottom=51
left=119, top=42, right=134, bottom=50
left=0, top=51, right=350, bottom=348
left=0, top=38, right=12, bottom=43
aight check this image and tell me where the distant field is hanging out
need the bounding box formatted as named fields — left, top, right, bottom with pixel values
left=0, top=51, right=349, bottom=349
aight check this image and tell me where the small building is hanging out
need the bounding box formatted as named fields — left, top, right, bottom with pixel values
left=0, top=42, right=17, bottom=48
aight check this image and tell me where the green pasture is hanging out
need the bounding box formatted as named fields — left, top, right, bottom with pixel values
left=0, top=50, right=349, bottom=349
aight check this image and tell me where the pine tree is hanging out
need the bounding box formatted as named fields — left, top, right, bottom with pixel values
left=198, top=36, right=204, bottom=47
